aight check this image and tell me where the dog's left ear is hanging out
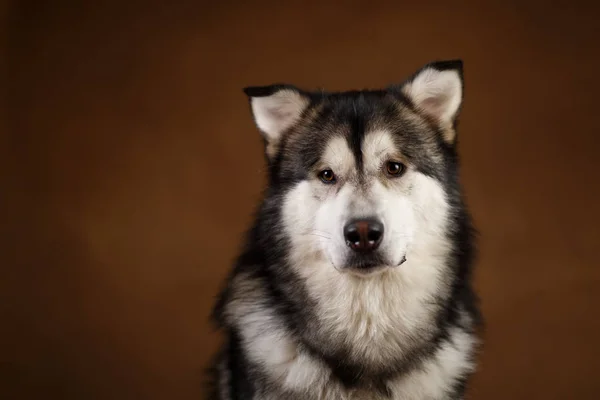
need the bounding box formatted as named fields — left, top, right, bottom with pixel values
left=243, top=84, right=310, bottom=157
left=400, top=60, right=464, bottom=144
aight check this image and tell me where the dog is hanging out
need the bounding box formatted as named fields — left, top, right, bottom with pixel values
left=207, top=60, right=482, bottom=399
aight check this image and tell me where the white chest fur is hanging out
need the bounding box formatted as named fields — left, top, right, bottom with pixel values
left=235, top=308, right=474, bottom=400
left=225, top=272, right=475, bottom=400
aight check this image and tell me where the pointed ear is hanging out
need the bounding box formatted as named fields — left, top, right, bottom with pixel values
left=243, top=84, right=310, bottom=146
left=401, top=60, right=464, bottom=143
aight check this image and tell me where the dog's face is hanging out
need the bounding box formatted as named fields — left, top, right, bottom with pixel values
left=245, top=61, right=463, bottom=277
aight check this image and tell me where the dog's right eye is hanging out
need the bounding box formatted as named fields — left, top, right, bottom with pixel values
left=318, top=169, right=336, bottom=184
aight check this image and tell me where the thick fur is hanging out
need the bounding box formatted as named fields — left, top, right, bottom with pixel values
left=207, top=60, right=482, bottom=400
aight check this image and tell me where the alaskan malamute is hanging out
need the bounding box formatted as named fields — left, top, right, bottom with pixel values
left=208, top=60, right=482, bottom=399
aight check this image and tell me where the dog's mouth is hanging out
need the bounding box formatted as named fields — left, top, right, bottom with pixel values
left=343, top=253, right=407, bottom=276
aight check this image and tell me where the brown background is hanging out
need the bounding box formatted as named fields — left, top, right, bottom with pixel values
left=4, top=1, right=600, bottom=399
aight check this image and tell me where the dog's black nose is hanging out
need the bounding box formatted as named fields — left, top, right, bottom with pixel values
left=344, top=218, right=384, bottom=253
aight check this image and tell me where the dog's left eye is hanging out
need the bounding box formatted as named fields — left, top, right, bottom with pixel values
left=318, top=169, right=336, bottom=184
left=385, top=161, right=406, bottom=177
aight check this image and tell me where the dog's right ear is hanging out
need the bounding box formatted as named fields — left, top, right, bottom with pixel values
left=243, top=85, right=310, bottom=149
left=399, top=60, right=464, bottom=144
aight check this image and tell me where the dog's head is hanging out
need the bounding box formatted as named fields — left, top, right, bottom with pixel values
left=244, top=60, right=464, bottom=277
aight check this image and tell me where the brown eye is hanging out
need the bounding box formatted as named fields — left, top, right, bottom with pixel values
left=318, top=169, right=336, bottom=183
left=386, top=161, right=406, bottom=177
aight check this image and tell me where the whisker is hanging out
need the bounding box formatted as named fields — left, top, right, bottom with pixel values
left=390, top=232, right=412, bottom=238
left=310, top=229, right=332, bottom=236
left=306, top=233, right=332, bottom=240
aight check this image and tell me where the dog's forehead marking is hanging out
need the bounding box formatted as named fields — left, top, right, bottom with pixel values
left=361, top=130, right=398, bottom=173
left=320, top=135, right=355, bottom=177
